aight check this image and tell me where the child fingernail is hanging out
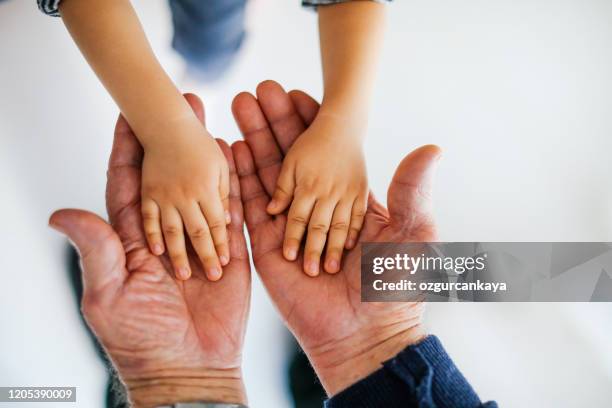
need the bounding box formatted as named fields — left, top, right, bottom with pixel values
left=306, top=261, right=319, bottom=276
left=153, top=244, right=163, bottom=255
left=285, top=248, right=297, bottom=260
left=225, top=211, right=231, bottom=224
left=208, top=267, right=222, bottom=281
left=267, top=201, right=276, bottom=211
left=220, top=255, right=229, bottom=266
left=328, top=259, right=339, bottom=272
left=178, top=267, right=191, bottom=280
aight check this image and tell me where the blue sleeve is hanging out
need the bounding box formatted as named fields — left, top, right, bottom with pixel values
left=325, top=335, right=497, bottom=408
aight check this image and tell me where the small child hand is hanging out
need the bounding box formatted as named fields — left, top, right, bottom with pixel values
left=267, top=114, right=368, bottom=276
left=141, top=120, right=230, bottom=281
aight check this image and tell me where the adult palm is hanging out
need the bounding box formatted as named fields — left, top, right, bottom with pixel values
left=232, top=81, right=442, bottom=395
left=50, top=95, right=249, bottom=406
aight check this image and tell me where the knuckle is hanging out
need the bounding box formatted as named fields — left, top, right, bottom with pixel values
left=141, top=211, right=158, bottom=221
left=289, top=216, right=308, bottom=227
left=295, top=181, right=316, bottom=195
left=352, top=210, right=366, bottom=220
left=309, top=223, right=329, bottom=234
left=208, top=219, right=226, bottom=231
left=330, top=221, right=349, bottom=232
left=163, top=225, right=181, bottom=236
left=190, top=226, right=209, bottom=239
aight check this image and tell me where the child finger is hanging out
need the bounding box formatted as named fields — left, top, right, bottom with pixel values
left=346, top=195, right=368, bottom=249
left=142, top=198, right=164, bottom=255
left=219, top=166, right=231, bottom=224
left=283, top=194, right=316, bottom=262
left=324, top=200, right=353, bottom=274
left=161, top=206, right=191, bottom=280
left=267, top=161, right=295, bottom=215
left=303, top=200, right=336, bottom=277
left=199, top=197, right=230, bottom=268
left=181, top=203, right=223, bottom=281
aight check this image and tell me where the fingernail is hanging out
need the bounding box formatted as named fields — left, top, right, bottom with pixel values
left=208, top=267, right=222, bottom=281
left=225, top=211, right=231, bottom=224
left=220, top=255, right=229, bottom=266
left=328, top=259, right=339, bottom=272
left=306, top=261, right=319, bottom=276
left=266, top=200, right=276, bottom=212
left=178, top=267, right=191, bottom=280
left=285, top=247, right=297, bottom=261
left=153, top=244, right=163, bottom=255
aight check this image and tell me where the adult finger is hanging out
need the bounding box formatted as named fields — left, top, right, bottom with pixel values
left=232, top=141, right=272, bottom=233
left=107, top=112, right=144, bottom=225
left=256, top=80, right=306, bottom=154
left=217, top=139, right=249, bottom=261
left=387, top=145, right=442, bottom=231
left=183, top=93, right=205, bottom=125
left=288, top=90, right=320, bottom=127
left=49, top=209, right=126, bottom=297
left=232, top=91, right=282, bottom=195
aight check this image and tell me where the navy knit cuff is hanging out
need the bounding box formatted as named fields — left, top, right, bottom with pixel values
left=325, top=335, right=496, bottom=408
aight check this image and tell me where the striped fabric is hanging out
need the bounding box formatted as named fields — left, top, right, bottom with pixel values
left=37, top=0, right=391, bottom=17
left=37, top=0, right=61, bottom=17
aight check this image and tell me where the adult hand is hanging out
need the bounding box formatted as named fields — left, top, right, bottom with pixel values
left=49, top=95, right=250, bottom=408
left=232, top=81, right=441, bottom=396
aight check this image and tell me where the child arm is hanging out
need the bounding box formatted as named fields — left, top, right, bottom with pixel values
left=269, top=1, right=386, bottom=275
left=59, top=0, right=196, bottom=143
left=60, top=0, right=230, bottom=281
left=317, top=0, right=386, bottom=125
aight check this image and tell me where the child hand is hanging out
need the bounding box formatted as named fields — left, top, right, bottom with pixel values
left=267, top=114, right=368, bottom=276
left=141, top=120, right=230, bottom=281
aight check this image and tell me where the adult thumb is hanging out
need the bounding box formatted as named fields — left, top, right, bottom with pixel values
left=49, top=209, right=127, bottom=295
left=387, top=145, right=442, bottom=229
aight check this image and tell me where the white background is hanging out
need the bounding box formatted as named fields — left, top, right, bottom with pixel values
left=0, top=0, right=611, bottom=407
